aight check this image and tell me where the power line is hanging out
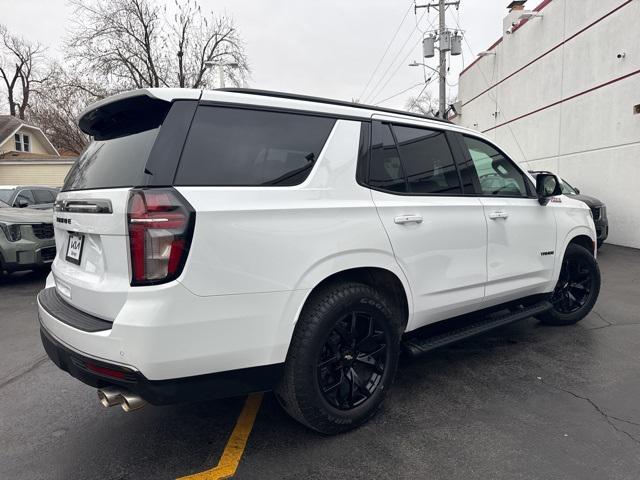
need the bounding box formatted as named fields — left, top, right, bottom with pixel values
left=373, top=82, right=424, bottom=106
left=367, top=10, right=438, bottom=105
left=408, top=76, right=438, bottom=111
left=368, top=36, right=424, bottom=104
left=364, top=8, right=430, bottom=104
left=358, top=1, right=415, bottom=101
left=454, top=22, right=529, bottom=161
left=409, top=84, right=429, bottom=110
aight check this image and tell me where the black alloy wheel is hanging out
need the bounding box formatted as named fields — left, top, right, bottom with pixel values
left=538, top=243, right=601, bottom=326
left=276, top=282, right=402, bottom=434
left=317, top=311, right=387, bottom=410
left=551, top=256, right=594, bottom=314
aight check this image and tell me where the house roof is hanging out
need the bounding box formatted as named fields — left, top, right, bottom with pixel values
left=0, top=115, right=23, bottom=145
left=0, top=115, right=60, bottom=156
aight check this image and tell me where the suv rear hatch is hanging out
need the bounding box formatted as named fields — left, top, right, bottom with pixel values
left=51, top=90, right=199, bottom=321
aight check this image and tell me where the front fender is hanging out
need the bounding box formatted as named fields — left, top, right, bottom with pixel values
left=551, top=225, right=597, bottom=285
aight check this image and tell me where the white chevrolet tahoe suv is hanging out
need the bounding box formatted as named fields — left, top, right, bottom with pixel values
left=39, top=88, right=601, bottom=434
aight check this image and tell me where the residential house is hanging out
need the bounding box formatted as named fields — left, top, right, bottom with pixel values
left=0, top=115, right=76, bottom=186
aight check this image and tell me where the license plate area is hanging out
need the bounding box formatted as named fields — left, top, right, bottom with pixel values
left=65, top=233, right=85, bottom=265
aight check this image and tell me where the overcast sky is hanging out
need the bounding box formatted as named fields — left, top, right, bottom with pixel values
left=1, top=0, right=507, bottom=110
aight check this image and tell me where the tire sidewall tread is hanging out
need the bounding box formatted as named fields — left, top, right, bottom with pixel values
left=539, top=243, right=601, bottom=326
left=276, top=282, right=402, bottom=434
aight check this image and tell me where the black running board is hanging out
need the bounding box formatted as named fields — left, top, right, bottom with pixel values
left=402, top=301, right=552, bottom=357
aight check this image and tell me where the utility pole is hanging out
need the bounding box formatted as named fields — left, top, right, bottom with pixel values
left=438, top=0, right=447, bottom=117
left=415, top=0, right=461, bottom=117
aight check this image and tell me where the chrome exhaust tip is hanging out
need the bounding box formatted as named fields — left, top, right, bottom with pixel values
left=119, top=391, right=146, bottom=412
left=97, top=388, right=146, bottom=412
left=97, top=387, right=123, bottom=408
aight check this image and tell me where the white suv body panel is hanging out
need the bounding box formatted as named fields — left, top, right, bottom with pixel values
left=481, top=196, right=557, bottom=301
left=51, top=188, right=132, bottom=320
left=174, top=120, right=401, bottom=296
left=40, top=118, right=411, bottom=380
left=371, top=189, right=488, bottom=328
left=39, top=88, right=596, bottom=387
left=41, top=273, right=310, bottom=379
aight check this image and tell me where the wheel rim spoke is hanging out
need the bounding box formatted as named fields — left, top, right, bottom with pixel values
left=316, top=309, right=387, bottom=410
left=552, top=254, right=594, bottom=314
left=319, top=354, right=340, bottom=369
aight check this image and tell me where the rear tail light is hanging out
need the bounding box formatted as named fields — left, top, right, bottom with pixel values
left=127, top=188, right=195, bottom=286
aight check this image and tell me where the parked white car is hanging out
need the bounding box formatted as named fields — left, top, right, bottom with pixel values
left=38, top=88, right=600, bottom=434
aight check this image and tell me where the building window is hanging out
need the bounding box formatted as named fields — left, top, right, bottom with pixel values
left=14, top=133, right=31, bottom=152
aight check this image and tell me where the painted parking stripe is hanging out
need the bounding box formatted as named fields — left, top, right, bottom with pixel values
left=177, top=393, right=264, bottom=480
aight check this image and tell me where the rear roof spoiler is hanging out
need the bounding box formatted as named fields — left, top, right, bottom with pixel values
left=78, top=89, right=201, bottom=140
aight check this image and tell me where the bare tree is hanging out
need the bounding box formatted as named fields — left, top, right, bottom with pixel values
left=28, top=65, right=105, bottom=154
left=405, top=90, right=439, bottom=117
left=67, top=0, right=248, bottom=92
left=405, top=90, right=457, bottom=118
left=0, top=25, right=47, bottom=119
left=170, top=0, right=248, bottom=88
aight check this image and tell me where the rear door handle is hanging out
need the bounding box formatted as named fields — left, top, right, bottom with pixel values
left=394, top=214, right=423, bottom=225
left=488, top=211, right=509, bottom=220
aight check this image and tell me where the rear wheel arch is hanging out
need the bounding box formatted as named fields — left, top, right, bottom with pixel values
left=283, top=267, right=410, bottom=356
left=299, top=267, right=410, bottom=333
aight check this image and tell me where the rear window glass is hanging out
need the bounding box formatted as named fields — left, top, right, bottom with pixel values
left=175, top=107, right=336, bottom=186
left=62, top=128, right=159, bottom=191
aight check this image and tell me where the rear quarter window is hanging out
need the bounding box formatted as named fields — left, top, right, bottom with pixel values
left=175, top=107, right=336, bottom=186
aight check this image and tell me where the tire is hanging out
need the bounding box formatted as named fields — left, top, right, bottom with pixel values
left=276, top=282, right=403, bottom=434
left=597, top=240, right=604, bottom=249
left=537, top=243, right=601, bottom=326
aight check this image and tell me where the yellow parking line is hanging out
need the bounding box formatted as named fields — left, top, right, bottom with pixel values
left=177, top=393, right=264, bottom=480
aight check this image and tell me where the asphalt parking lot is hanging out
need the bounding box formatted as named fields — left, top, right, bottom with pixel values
left=1, top=244, right=639, bottom=480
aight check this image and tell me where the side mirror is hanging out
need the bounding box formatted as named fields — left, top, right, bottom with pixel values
left=15, top=198, right=29, bottom=208
left=536, top=173, right=562, bottom=205
left=574, top=187, right=580, bottom=194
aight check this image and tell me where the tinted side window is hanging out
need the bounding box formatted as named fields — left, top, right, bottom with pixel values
left=462, top=136, right=528, bottom=197
left=33, top=189, right=55, bottom=203
left=15, top=189, right=35, bottom=206
left=175, top=107, right=336, bottom=186
left=369, top=122, right=406, bottom=193
left=392, top=125, right=461, bottom=195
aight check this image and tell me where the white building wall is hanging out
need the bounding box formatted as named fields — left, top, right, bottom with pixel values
left=455, top=0, right=640, bottom=248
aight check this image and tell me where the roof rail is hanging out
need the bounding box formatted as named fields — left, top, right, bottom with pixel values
left=217, top=88, right=451, bottom=124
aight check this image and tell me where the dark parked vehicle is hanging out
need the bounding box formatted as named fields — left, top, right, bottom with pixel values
left=530, top=171, right=608, bottom=247
left=0, top=202, right=55, bottom=273
left=0, top=185, right=59, bottom=210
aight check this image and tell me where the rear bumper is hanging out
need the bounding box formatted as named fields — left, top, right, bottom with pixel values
left=40, top=323, right=284, bottom=405
left=37, top=279, right=307, bottom=401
